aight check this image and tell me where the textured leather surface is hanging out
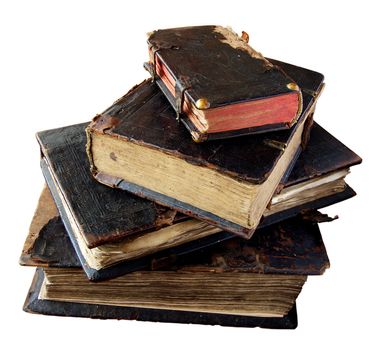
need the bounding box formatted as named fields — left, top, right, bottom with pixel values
left=21, top=216, right=81, bottom=268
left=23, top=215, right=329, bottom=276
left=37, top=124, right=177, bottom=248
left=24, top=268, right=298, bottom=328
left=147, top=26, right=298, bottom=108
left=285, top=123, right=362, bottom=186
left=179, top=217, right=330, bottom=275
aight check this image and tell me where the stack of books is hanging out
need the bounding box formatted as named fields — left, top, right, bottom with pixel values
left=20, top=25, right=361, bottom=329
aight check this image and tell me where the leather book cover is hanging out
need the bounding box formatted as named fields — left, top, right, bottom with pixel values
left=145, top=26, right=321, bottom=141
left=86, top=61, right=326, bottom=237
left=37, top=122, right=179, bottom=249
left=37, top=120, right=359, bottom=280
left=284, top=122, right=362, bottom=186
left=23, top=268, right=298, bottom=329
left=21, top=206, right=330, bottom=275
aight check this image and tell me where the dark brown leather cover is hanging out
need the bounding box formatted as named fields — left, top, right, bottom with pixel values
left=179, top=218, right=330, bottom=275
left=20, top=215, right=81, bottom=268
left=285, top=123, right=362, bottom=186
left=21, top=213, right=330, bottom=276
left=147, top=26, right=297, bottom=109
left=85, top=63, right=324, bottom=236
left=23, top=268, right=298, bottom=329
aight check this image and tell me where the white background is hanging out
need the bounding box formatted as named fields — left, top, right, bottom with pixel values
left=1, top=0, right=374, bottom=348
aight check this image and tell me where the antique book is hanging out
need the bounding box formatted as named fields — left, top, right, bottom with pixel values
left=37, top=121, right=359, bottom=280
left=145, top=25, right=316, bottom=141
left=37, top=269, right=306, bottom=318
left=20, top=193, right=330, bottom=274
left=22, top=212, right=330, bottom=328
left=24, top=269, right=298, bottom=329
left=86, top=61, right=324, bottom=238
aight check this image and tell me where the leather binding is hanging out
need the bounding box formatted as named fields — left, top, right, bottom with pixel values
left=21, top=212, right=330, bottom=275
left=145, top=26, right=322, bottom=141
left=37, top=123, right=178, bottom=249
left=24, top=269, right=298, bottom=329
left=86, top=61, right=328, bottom=237
left=36, top=121, right=361, bottom=280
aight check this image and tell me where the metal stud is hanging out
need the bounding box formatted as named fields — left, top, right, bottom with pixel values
left=195, top=98, right=210, bottom=110
left=287, top=82, right=299, bottom=91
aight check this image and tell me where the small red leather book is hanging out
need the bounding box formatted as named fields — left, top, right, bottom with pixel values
left=146, top=25, right=307, bottom=142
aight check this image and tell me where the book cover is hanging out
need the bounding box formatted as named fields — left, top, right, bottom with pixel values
left=145, top=26, right=316, bottom=141
left=21, top=200, right=330, bottom=275
left=86, top=62, right=324, bottom=237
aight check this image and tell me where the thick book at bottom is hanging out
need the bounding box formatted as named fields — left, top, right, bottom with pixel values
left=24, top=268, right=298, bottom=329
